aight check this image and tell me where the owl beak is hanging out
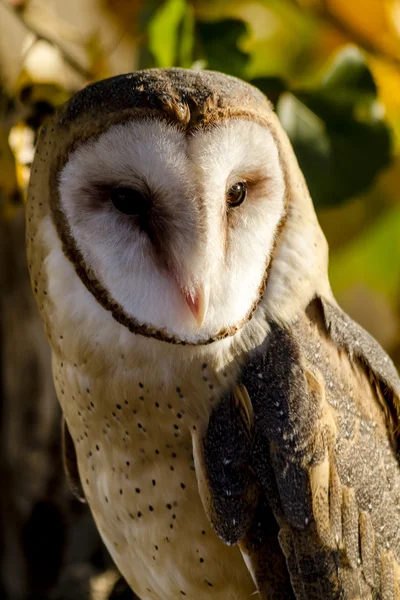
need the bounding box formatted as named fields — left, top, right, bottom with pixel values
left=183, top=284, right=209, bottom=328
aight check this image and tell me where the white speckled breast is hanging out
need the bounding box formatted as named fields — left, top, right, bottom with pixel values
left=53, top=355, right=256, bottom=600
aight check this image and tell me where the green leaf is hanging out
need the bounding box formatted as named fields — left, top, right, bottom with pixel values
left=195, top=19, right=250, bottom=78
left=277, top=46, right=392, bottom=207
left=322, top=46, right=376, bottom=95
left=148, top=0, right=187, bottom=68
left=278, top=92, right=332, bottom=190
left=178, top=4, right=195, bottom=68
left=329, top=205, right=400, bottom=305
left=298, top=46, right=379, bottom=120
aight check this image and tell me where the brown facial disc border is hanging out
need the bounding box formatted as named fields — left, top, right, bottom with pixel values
left=49, top=108, right=289, bottom=346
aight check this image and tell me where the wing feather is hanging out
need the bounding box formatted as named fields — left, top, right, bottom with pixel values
left=196, top=298, right=400, bottom=598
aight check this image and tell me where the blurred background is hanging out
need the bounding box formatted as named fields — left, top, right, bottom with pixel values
left=1, top=0, right=400, bottom=598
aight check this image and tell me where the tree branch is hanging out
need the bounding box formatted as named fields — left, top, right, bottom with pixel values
left=1, top=0, right=94, bottom=80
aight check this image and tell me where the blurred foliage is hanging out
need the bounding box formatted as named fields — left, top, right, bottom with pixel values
left=0, top=0, right=400, bottom=362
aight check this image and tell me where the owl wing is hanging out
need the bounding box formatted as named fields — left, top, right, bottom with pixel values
left=192, top=386, right=296, bottom=599
left=194, top=297, right=400, bottom=599
left=62, top=417, right=86, bottom=502
left=319, top=296, right=400, bottom=413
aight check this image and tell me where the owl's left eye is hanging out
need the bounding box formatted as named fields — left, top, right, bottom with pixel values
left=110, top=187, right=148, bottom=216
left=227, top=182, right=247, bottom=208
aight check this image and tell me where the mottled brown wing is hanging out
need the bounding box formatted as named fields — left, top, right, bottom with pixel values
left=62, top=417, right=86, bottom=502
left=320, top=298, right=400, bottom=391
left=241, top=323, right=349, bottom=600
left=241, top=301, right=400, bottom=599
left=320, top=296, right=400, bottom=447
left=198, top=300, right=400, bottom=600
left=192, top=389, right=296, bottom=599
left=194, top=330, right=342, bottom=599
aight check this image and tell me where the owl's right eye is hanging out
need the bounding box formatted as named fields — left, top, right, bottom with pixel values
left=110, top=187, right=148, bottom=217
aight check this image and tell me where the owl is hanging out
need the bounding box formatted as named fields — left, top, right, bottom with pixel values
left=26, top=68, right=400, bottom=600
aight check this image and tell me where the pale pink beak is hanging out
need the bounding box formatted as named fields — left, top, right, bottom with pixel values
left=182, top=285, right=209, bottom=328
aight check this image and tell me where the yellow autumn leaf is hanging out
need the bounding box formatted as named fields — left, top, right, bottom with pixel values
left=324, top=0, right=400, bottom=59
left=368, top=58, right=400, bottom=149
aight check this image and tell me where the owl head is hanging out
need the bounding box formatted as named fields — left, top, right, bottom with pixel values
left=27, top=69, right=330, bottom=347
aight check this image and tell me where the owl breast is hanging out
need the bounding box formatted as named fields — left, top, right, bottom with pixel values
left=53, top=356, right=256, bottom=600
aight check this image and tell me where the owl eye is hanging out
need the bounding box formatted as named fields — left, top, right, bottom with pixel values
left=110, top=187, right=148, bottom=216
left=227, top=182, right=247, bottom=208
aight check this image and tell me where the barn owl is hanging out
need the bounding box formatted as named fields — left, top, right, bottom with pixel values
left=26, top=68, right=400, bottom=600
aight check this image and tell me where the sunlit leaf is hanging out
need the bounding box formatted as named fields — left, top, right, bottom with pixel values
left=278, top=92, right=334, bottom=201
left=178, top=4, right=195, bottom=67
left=324, top=0, right=400, bottom=60
left=148, top=0, right=187, bottom=68
left=321, top=45, right=376, bottom=92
